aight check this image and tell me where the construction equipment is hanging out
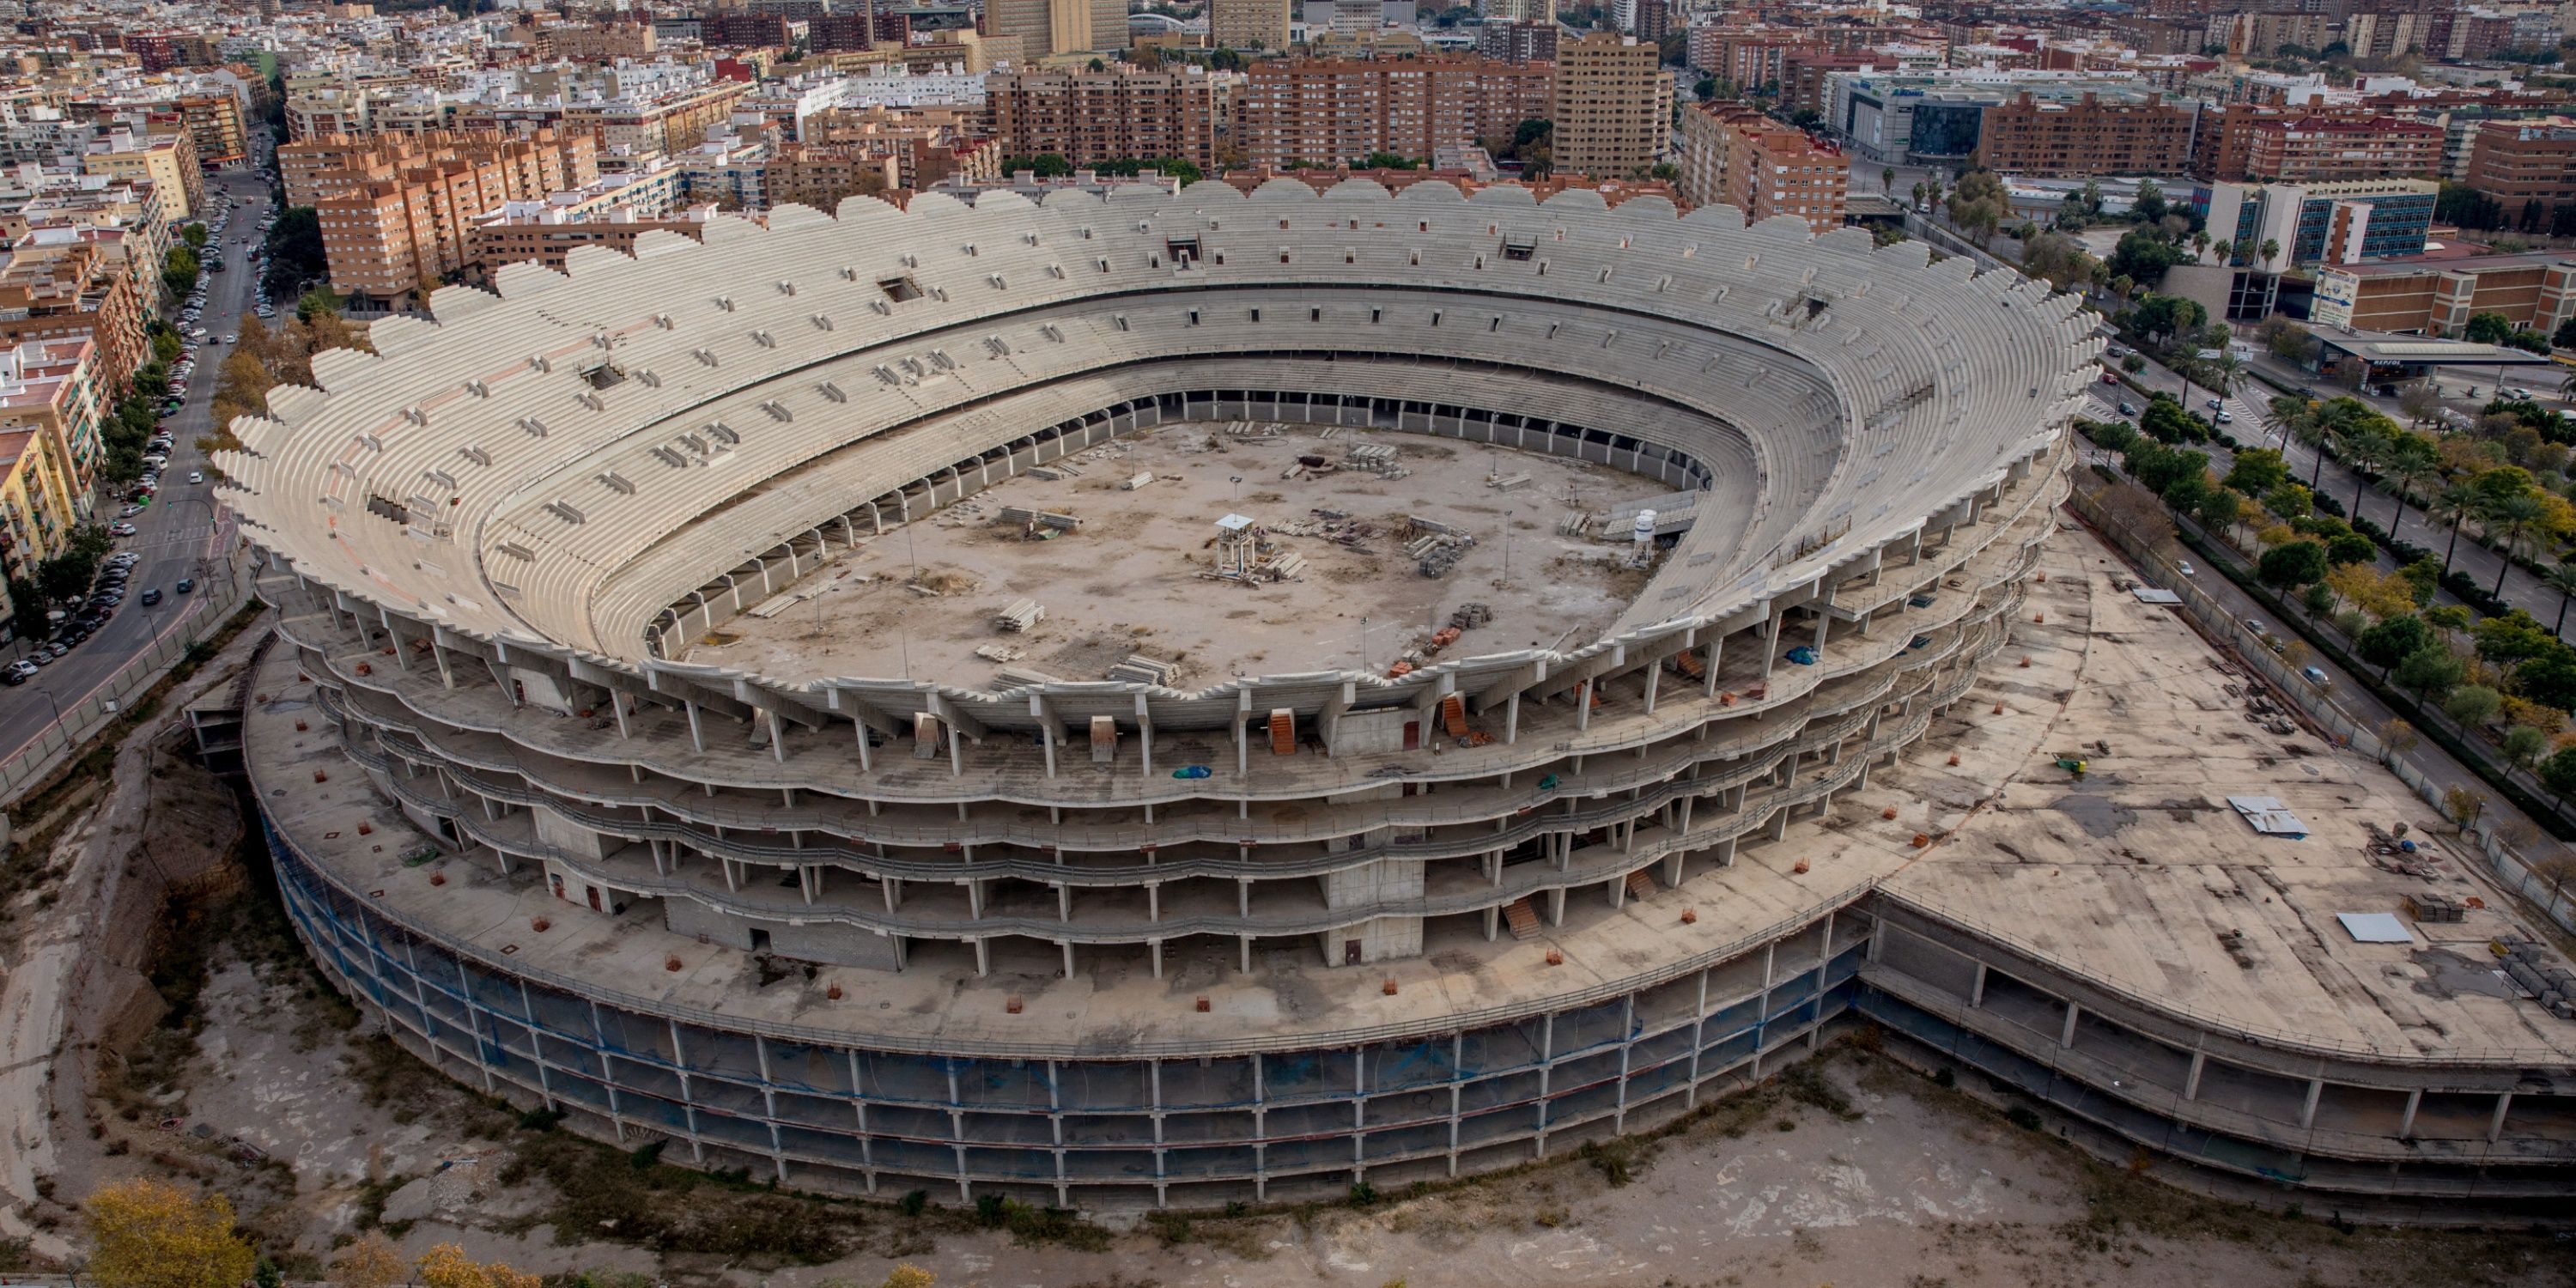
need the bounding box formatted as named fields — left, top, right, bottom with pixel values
left=2053, top=752, right=2088, bottom=776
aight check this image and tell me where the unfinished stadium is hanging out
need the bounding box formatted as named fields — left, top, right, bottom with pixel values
left=224, top=179, right=2576, bottom=1212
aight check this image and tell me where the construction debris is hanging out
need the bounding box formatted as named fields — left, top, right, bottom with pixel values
left=994, top=598, right=1046, bottom=632
left=1491, top=471, right=1534, bottom=493
left=1107, top=653, right=1181, bottom=685
left=973, top=642, right=1025, bottom=663
left=1122, top=471, right=1157, bottom=490
left=1449, top=602, right=1494, bottom=630
left=1402, top=515, right=1476, bottom=578
left=996, top=506, right=1084, bottom=534
left=993, top=665, right=1060, bottom=688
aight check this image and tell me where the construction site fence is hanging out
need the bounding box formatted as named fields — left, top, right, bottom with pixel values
left=0, top=526, right=255, bottom=808
left=2064, top=489, right=2576, bottom=942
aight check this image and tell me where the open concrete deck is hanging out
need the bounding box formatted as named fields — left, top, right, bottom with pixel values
left=679, top=422, right=1665, bottom=690
left=1882, top=529, right=2576, bottom=1064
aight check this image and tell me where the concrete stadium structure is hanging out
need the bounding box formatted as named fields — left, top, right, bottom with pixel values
left=226, top=179, right=2576, bottom=1212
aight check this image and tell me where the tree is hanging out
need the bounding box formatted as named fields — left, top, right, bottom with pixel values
left=1880, top=165, right=1894, bottom=195
left=2542, top=744, right=2576, bottom=799
left=2431, top=484, right=2482, bottom=576
left=2197, top=485, right=2245, bottom=539
left=2549, top=562, right=2576, bottom=635
left=414, top=1245, right=541, bottom=1288
left=82, top=1180, right=257, bottom=1288
left=2226, top=448, right=2287, bottom=497
left=2466, top=312, right=2517, bottom=345
left=160, top=245, right=199, bottom=299
left=2445, top=683, right=2504, bottom=728
left=2325, top=532, right=2378, bottom=566
left=2258, top=539, right=2330, bottom=589
left=331, top=1232, right=405, bottom=1288
left=180, top=222, right=208, bottom=250
left=2505, top=724, right=2553, bottom=773
left=2394, top=642, right=2468, bottom=702
left=2258, top=237, right=2281, bottom=273
left=2555, top=316, right=2576, bottom=351
left=2131, top=294, right=2207, bottom=347
left=2487, top=491, right=2549, bottom=598
left=2380, top=431, right=2440, bottom=529
left=2106, top=230, right=2186, bottom=289
left=2136, top=179, right=2167, bottom=226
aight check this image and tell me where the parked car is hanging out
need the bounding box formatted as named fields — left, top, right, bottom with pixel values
left=109, top=521, right=137, bottom=536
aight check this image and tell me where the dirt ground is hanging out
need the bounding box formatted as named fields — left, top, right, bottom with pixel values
left=683, top=423, right=1663, bottom=690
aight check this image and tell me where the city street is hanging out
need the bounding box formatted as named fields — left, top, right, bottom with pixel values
left=0, top=166, right=271, bottom=763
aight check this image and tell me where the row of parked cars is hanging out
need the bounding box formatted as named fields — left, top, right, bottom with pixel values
left=1, top=553, right=194, bottom=684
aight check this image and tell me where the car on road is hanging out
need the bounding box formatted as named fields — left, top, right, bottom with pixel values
left=222, top=335, right=236, bottom=345
left=118, top=504, right=143, bottom=518
left=2506, top=386, right=2534, bottom=400
left=109, top=521, right=137, bottom=536
left=2301, top=665, right=2330, bottom=688
left=2245, top=618, right=2267, bottom=635
left=2117, top=401, right=2139, bottom=416
left=176, top=578, right=194, bottom=594
left=2206, top=398, right=2225, bottom=411
left=2177, top=561, right=2196, bottom=576
left=139, top=589, right=161, bottom=606
left=2213, top=410, right=2233, bottom=424
left=187, top=470, right=203, bottom=484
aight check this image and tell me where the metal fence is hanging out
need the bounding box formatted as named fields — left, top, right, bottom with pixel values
left=2066, top=489, right=2576, bottom=939
left=0, top=524, right=255, bottom=806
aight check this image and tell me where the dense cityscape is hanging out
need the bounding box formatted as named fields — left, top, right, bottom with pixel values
left=3, top=0, right=2576, bottom=1285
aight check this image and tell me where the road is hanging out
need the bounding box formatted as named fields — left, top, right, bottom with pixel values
left=2099, top=345, right=2576, bottom=639
left=0, top=164, right=271, bottom=762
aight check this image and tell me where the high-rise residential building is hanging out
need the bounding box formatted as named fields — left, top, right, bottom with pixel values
left=1232, top=57, right=1553, bottom=171
left=0, top=240, right=145, bottom=395
left=2468, top=117, right=2576, bottom=216
left=77, top=128, right=205, bottom=221
left=289, top=131, right=614, bottom=302
left=1676, top=100, right=1849, bottom=235
left=984, top=0, right=1126, bottom=58
left=1475, top=20, right=1558, bottom=64
left=0, top=335, right=101, bottom=508
left=1973, top=91, right=2194, bottom=178
left=1551, top=33, right=1669, bottom=179
left=2241, top=115, right=2444, bottom=183
left=1477, top=0, right=1553, bottom=26
left=1211, top=0, right=1292, bottom=52
left=987, top=66, right=1219, bottom=170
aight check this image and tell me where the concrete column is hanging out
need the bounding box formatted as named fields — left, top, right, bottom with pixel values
left=2183, top=1050, right=2204, bottom=1100
left=2300, top=1078, right=2323, bottom=1130
left=1642, top=658, right=1661, bottom=714
left=1504, top=691, right=1521, bottom=744
left=1576, top=678, right=1593, bottom=732
left=1969, top=963, right=1988, bottom=1007
left=2399, top=1088, right=2421, bottom=1137
left=2058, top=1001, right=2079, bottom=1048
left=2490, top=1091, right=2514, bottom=1142
left=1704, top=634, right=1723, bottom=697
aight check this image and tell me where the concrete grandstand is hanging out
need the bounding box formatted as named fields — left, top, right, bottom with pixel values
left=221, top=179, right=2576, bottom=1213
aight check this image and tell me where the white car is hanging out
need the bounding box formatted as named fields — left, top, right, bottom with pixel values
left=109, top=521, right=137, bottom=536
left=2177, top=561, right=2196, bottom=576
left=187, top=471, right=204, bottom=484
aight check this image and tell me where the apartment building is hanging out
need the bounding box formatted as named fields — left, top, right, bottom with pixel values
left=985, top=0, right=1127, bottom=59
left=2467, top=117, right=2576, bottom=213
left=2241, top=114, right=2444, bottom=182
left=1233, top=58, right=1552, bottom=171
left=295, top=131, right=611, bottom=301
left=1973, top=91, right=2193, bottom=177
left=1552, top=33, right=1669, bottom=179
left=987, top=66, right=1219, bottom=171
left=283, top=131, right=599, bottom=209
left=465, top=202, right=712, bottom=276
left=1478, top=0, right=1556, bottom=25
left=0, top=336, right=101, bottom=513
left=1676, top=100, right=1849, bottom=234
left=70, top=90, right=247, bottom=167
left=9, top=186, right=173, bottom=294
left=0, top=240, right=144, bottom=394
left=1475, top=21, right=1558, bottom=65
left=77, top=129, right=204, bottom=220
left=803, top=106, right=999, bottom=189
left=1211, top=0, right=1293, bottom=52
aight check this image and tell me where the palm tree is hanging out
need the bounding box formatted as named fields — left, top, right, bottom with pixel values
left=2432, top=484, right=2482, bottom=577
left=1881, top=166, right=1895, bottom=195
left=2294, top=412, right=2337, bottom=489
left=2259, top=237, right=2281, bottom=274
left=2489, top=491, right=2548, bottom=598
left=2382, top=434, right=2439, bottom=531
left=2190, top=230, right=2210, bottom=264
left=2548, top=562, right=2576, bottom=635
left=2342, top=422, right=2396, bottom=517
